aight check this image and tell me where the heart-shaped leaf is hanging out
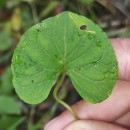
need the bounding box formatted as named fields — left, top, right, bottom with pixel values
left=11, top=11, right=118, bottom=104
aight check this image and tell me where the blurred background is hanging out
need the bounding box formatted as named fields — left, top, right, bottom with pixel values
left=0, top=0, right=130, bottom=130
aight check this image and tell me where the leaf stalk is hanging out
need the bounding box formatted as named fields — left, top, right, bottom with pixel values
left=53, top=72, right=79, bottom=120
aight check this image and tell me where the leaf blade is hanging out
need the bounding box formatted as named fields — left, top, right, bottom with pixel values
left=12, top=11, right=118, bottom=104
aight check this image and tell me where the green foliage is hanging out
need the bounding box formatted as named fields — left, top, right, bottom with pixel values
left=12, top=11, right=118, bottom=104
left=0, top=67, right=13, bottom=94
left=121, top=30, right=130, bottom=37
left=0, top=116, right=24, bottom=130
left=0, top=31, right=12, bottom=51
left=79, top=0, right=95, bottom=5
left=6, top=0, right=22, bottom=8
left=22, top=7, right=34, bottom=29
left=39, top=1, right=59, bottom=18
left=0, top=51, right=13, bottom=65
left=0, top=0, right=5, bottom=7
left=0, top=95, right=21, bottom=115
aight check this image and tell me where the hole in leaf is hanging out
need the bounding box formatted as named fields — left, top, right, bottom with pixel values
left=80, top=25, right=87, bottom=30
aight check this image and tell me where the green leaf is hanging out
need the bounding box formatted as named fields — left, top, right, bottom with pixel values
left=0, top=0, right=5, bottom=7
left=8, top=117, right=25, bottom=130
left=0, top=95, right=21, bottom=115
left=0, top=116, right=24, bottom=130
left=79, top=0, right=95, bottom=5
left=11, top=11, right=118, bottom=104
left=0, top=66, right=13, bottom=94
left=0, top=31, right=12, bottom=51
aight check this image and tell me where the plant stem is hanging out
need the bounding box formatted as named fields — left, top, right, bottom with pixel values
left=53, top=72, right=79, bottom=120
left=28, top=105, right=35, bottom=130
left=29, top=1, right=39, bottom=24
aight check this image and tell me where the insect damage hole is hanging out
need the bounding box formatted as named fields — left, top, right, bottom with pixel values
left=80, top=25, right=87, bottom=30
